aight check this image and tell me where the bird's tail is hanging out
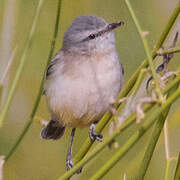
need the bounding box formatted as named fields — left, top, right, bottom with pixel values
left=40, top=120, right=65, bottom=140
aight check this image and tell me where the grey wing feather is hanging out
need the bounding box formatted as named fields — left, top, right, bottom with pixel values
left=121, top=63, right=124, bottom=75
left=43, top=53, right=60, bottom=95
left=46, top=56, right=59, bottom=79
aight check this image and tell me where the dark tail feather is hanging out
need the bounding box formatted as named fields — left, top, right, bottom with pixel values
left=40, top=120, right=65, bottom=140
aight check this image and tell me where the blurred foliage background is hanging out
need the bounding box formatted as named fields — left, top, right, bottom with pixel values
left=0, top=0, right=180, bottom=179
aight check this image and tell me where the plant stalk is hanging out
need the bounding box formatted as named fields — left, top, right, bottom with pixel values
left=4, top=0, right=62, bottom=162
left=174, top=153, right=180, bottom=180
left=135, top=83, right=179, bottom=180
left=0, top=0, right=44, bottom=126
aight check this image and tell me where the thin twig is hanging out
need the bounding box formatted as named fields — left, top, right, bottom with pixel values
left=118, top=68, right=147, bottom=126
left=135, top=85, right=178, bottom=180
left=123, top=173, right=126, bottom=180
left=4, top=0, right=62, bottom=162
left=0, top=47, right=17, bottom=104
left=157, top=45, right=180, bottom=56
left=0, top=47, right=17, bottom=85
left=125, top=0, right=164, bottom=102
left=164, top=120, right=170, bottom=180
left=164, top=120, right=178, bottom=180
left=174, top=153, right=180, bottom=180
left=0, top=156, right=4, bottom=180
left=135, top=31, right=179, bottom=179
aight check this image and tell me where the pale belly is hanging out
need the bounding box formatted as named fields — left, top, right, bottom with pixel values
left=45, top=54, right=123, bottom=128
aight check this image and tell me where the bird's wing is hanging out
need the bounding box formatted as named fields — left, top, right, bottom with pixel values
left=45, top=54, right=59, bottom=79
left=121, top=63, right=124, bottom=75
left=43, top=52, right=61, bottom=95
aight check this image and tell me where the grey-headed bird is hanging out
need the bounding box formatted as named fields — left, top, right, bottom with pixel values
left=41, top=15, right=124, bottom=171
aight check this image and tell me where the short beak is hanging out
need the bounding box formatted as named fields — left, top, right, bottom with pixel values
left=108, top=21, right=124, bottom=31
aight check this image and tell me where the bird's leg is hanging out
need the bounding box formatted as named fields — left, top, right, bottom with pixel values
left=66, top=128, right=76, bottom=171
left=89, top=121, right=103, bottom=142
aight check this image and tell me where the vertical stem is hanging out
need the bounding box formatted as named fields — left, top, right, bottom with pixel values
left=0, top=0, right=16, bottom=74
left=4, top=0, right=62, bottom=162
left=0, top=48, right=17, bottom=106
left=135, top=82, right=178, bottom=180
left=125, top=0, right=164, bottom=102
left=0, top=0, right=44, bottom=126
left=165, top=161, right=170, bottom=180
left=174, top=153, right=180, bottom=180
left=0, top=48, right=17, bottom=85
left=0, top=156, right=5, bottom=180
left=152, top=0, right=180, bottom=56
left=164, top=120, right=170, bottom=180
left=135, top=110, right=170, bottom=180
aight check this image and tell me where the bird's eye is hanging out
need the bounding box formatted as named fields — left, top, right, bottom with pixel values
left=108, top=24, right=113, bottom=29
left=88, top=34, right=96, bottom=40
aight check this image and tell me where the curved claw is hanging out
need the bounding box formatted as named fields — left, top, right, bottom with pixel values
left=66, top=158, right=73, bottom=171
left=89, top=122, right=103, bottom=142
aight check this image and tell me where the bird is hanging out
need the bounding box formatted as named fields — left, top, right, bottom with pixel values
left=41, top=15, right=124, bottom=171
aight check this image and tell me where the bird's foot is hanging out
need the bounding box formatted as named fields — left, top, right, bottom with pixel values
left=89, top=122, right=103, bottom=142
left=66, top=152, right=83, bottom=173
left=66, top=155, right=73, bottom=171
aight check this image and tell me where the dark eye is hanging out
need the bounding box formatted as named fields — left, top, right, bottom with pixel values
left=88, top=34, right=96, bottom=40
left=108, top=24, right=113, bottom=29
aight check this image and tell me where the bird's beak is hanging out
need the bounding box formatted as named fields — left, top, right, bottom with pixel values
left=107, top=21, right=124, bottom=31
left=82, top=21, right=125, bottom=42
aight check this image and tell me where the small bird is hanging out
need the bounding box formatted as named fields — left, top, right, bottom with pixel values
left=41, top=15, right=124, bottom=171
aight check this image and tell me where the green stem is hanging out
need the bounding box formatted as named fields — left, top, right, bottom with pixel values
left=4, top=0, right=62, bottom=162
left=165, top=160, right=170, bottom=180
left=135, top=84, right=178, bottom=180
left=157, top=45, right=180, bottom=55
left=73, top=1, right=180, bottom=165
left=152, top=1, right=180, bottom=56
left=0, top=0, right=45, bottom=126
left=0, top=47, right=17, bottom=106
left=164, top=120, right=170, bottom=180
left=131, top=69, right=146, bottom=95
left=90, top=85, right=180, bottom=180
left=136, top=111, right=170, bottom=180
left=174, top=153, right=180, bottom=180
left=125, top=0, right=163, bottom=102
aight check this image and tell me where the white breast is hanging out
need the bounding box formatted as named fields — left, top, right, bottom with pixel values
left=44, top=51, right=123, bottom=127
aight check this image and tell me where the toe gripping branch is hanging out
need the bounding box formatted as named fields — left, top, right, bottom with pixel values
left=66, top=120, right=103, bottom=174
left=89, top=121, right=103, bottom=142
left=146, top=32, right=179, bottom=91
